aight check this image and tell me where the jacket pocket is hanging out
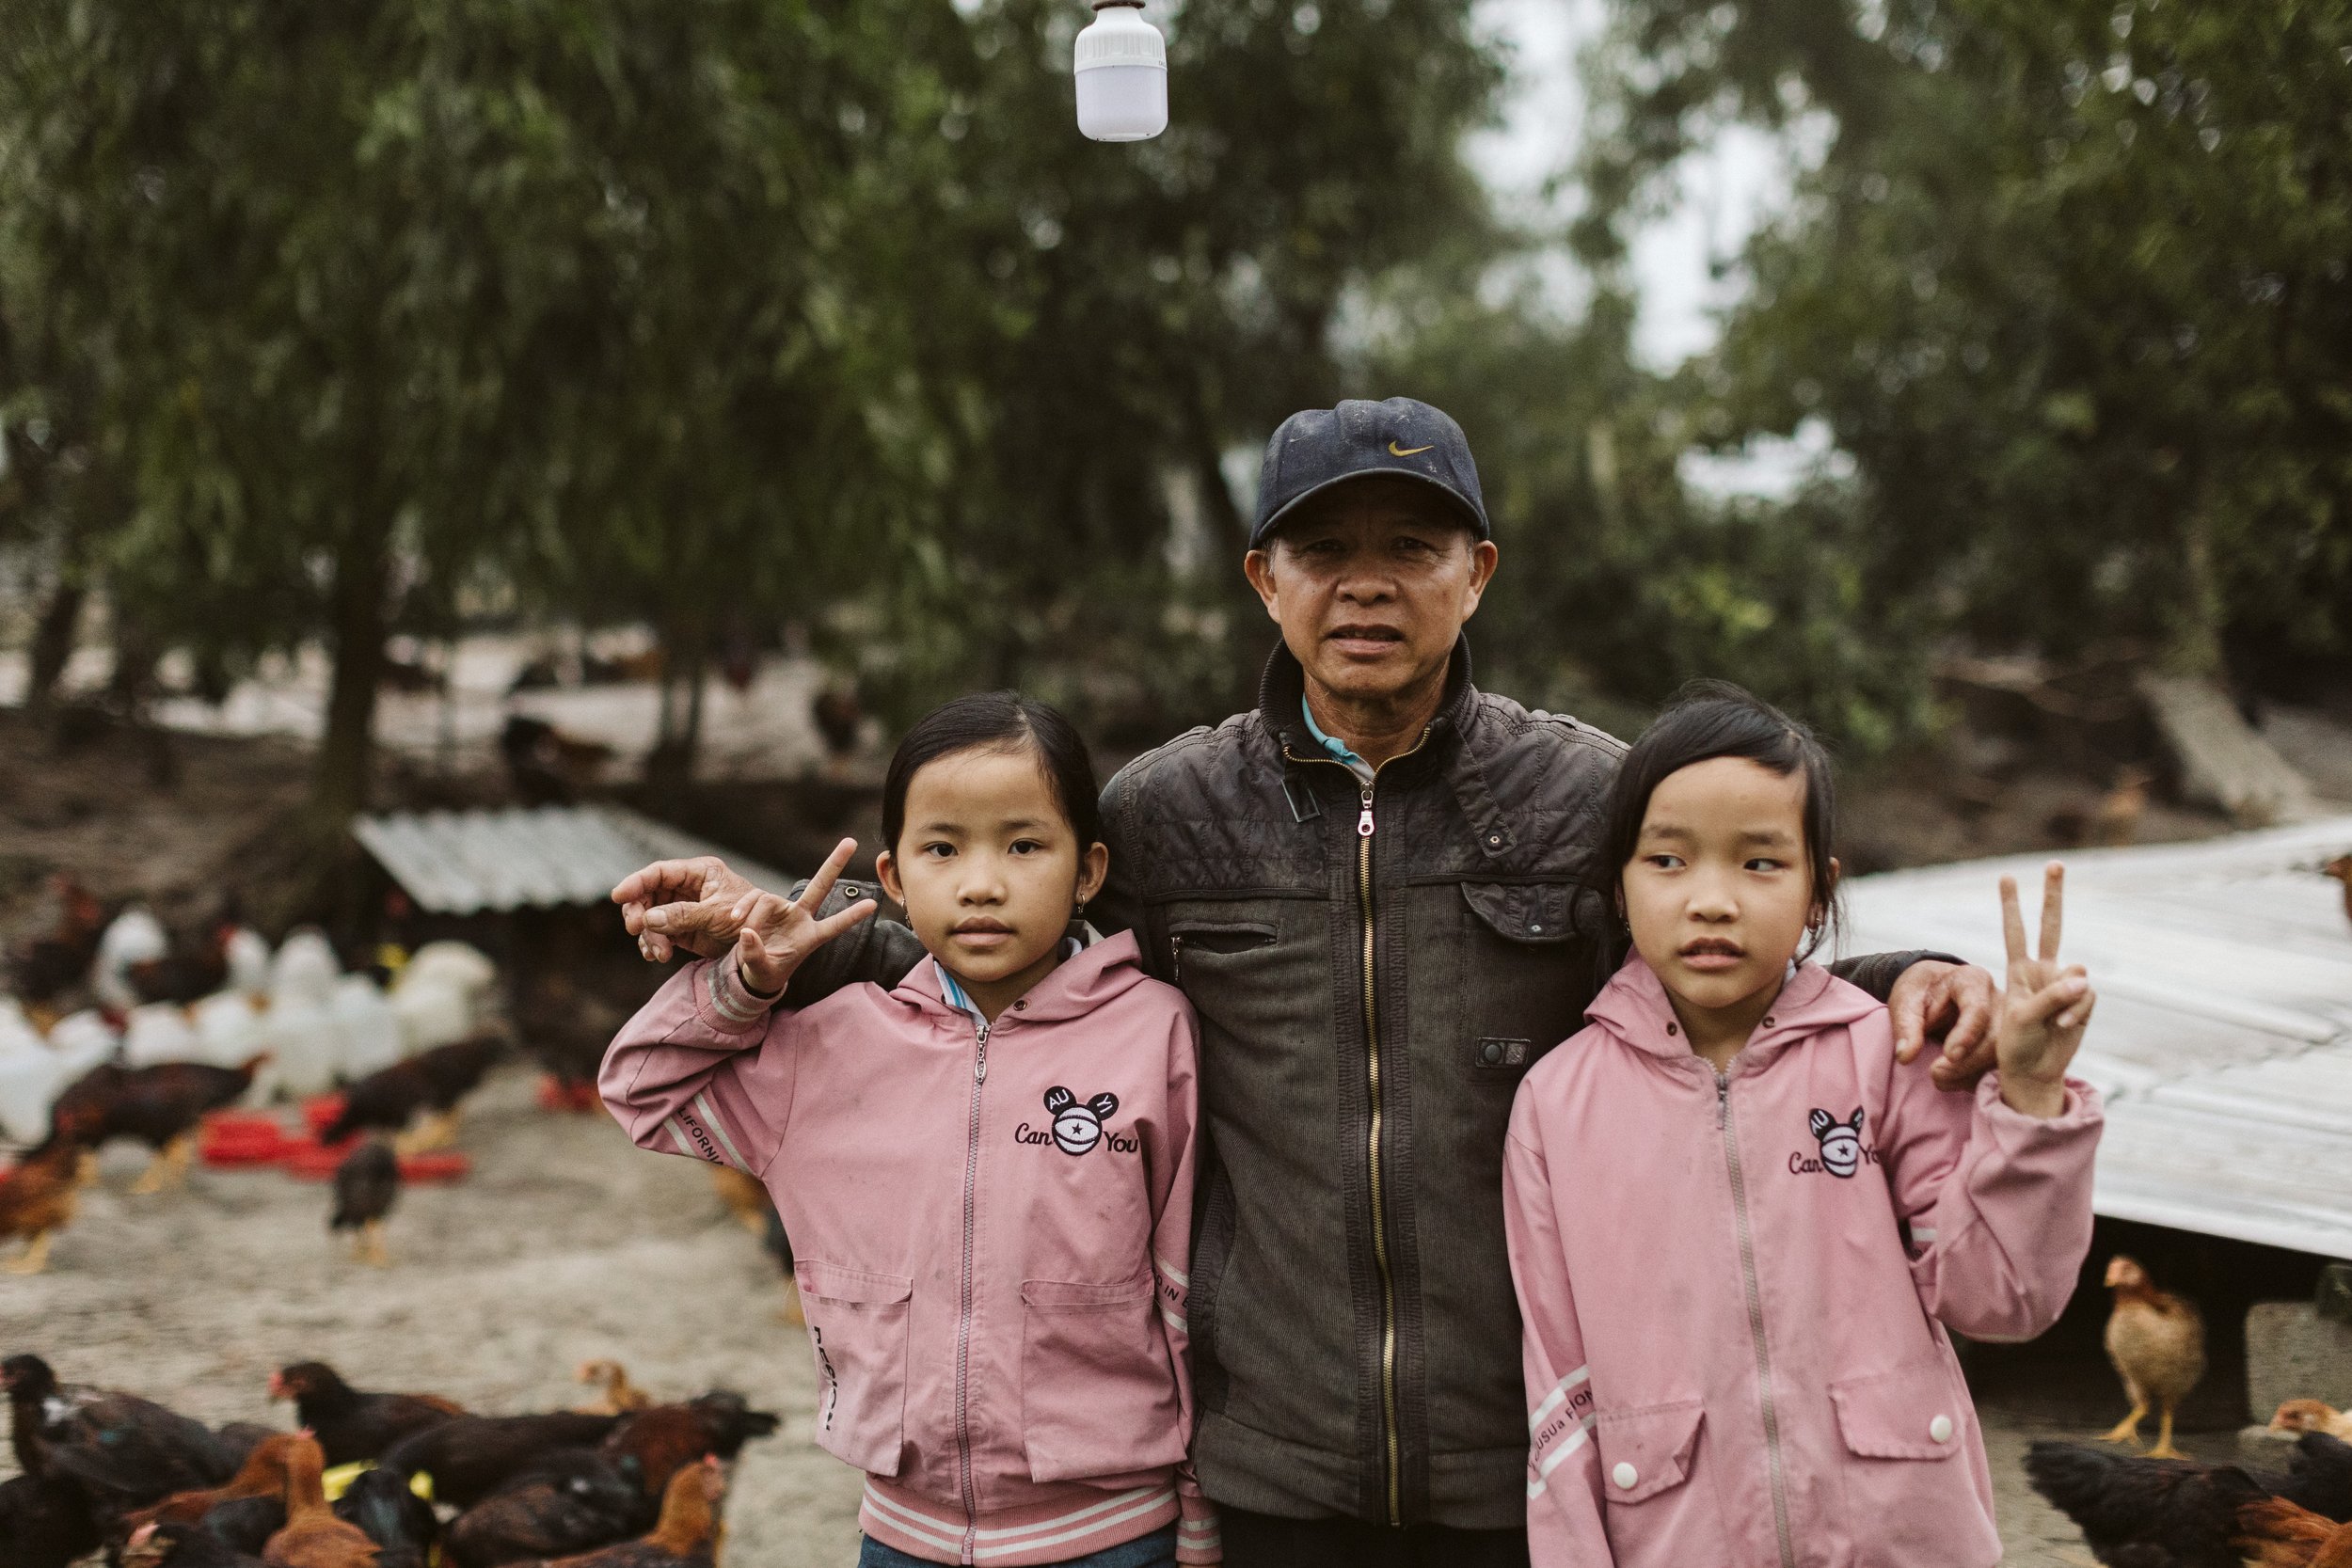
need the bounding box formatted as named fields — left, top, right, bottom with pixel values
left=796, top=1261, right=914, bottom=1478
left=1020, top=1275, right=1188, bottom=1483
left=1168, top=919, right=1278, bottom=986
left=1830, top=1359, right=1998, bottom=1567
left=1595, top=1401, right=1729, bottom=1566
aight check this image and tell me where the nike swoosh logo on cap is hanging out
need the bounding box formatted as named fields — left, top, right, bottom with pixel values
left=1388, top=441, right=1433, bottom=456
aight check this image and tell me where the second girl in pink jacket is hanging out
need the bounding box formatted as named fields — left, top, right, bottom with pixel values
left=1504, top=683, right=2103, bottom=1568
left=603, top=693, right=1216, bottom=1568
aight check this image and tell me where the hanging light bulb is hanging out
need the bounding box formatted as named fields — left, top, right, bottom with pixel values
left=1074, top=0, right=1168, bottom=141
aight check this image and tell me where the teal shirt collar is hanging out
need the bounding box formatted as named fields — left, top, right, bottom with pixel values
left=1302, top=697, right=1375, bottom=782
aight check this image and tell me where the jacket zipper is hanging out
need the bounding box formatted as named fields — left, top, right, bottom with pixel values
left=1717, top=1069, right=1796, bottom=1568
left=955, top=1016, right=992, bottom=1565
left=1291, top=723, right=1428, bottom=1527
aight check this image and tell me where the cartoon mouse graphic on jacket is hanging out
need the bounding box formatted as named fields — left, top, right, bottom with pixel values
left=1808, top=1106, right=1867, bottom=1178
left=1044, top=1085, right=1120, bottom=1156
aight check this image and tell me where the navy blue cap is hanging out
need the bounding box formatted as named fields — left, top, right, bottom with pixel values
left=1250, top=397, right=1488, bottom=549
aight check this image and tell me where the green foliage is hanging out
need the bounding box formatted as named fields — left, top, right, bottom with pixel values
left=1368, top=284, right=1935, bottom=752
left=1582, top=0, right=2352, bottom=681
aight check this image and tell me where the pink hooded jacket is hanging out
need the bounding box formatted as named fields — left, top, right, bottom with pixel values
left=1503, top=957, right=2102, bottom=1568
left=600, top=931, right=1219, bottom=1566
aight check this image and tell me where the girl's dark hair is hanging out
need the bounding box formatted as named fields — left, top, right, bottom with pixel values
left=881, top=692, right=1104, bottom=852
left=1600, top=679, right=1841, bottom=958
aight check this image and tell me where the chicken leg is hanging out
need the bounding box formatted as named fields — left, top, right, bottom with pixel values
left=397, top=1108, right=460, bottom=1153
left=2102, top=1379, right=2147, bottom=1446
left=2148, top=1399, right=2184, bottom=1460
left=360, top=1219, right=390, bottom=1269
left=6, top=1231, right=54, bottom=1275
left=130, top=1133, right=195, bottom=1196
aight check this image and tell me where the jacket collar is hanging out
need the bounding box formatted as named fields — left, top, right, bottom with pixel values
left=1584, top=953, right=1882, bottom=1067
left=896, top=927, right=1147, bottom=1025
left=1258, top=633, right=1480, bottom=769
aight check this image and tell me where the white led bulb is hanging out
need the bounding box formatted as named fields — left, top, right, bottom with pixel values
left=1074, top=0, right=1168, bottom=142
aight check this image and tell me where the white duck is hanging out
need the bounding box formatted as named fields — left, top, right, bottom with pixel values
left=92, top=906, right=170, bottom=1012
left=0, top=1001, right=65, bottom=1145
left=391, top=941, right=501, bottom=1054
left=260, top=927, right=343, bottom=1098
left=122, top=1003, right=203, bottom=1069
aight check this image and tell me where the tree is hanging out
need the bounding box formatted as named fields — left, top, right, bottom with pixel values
left=1576, top=0, right=2352, bottom=686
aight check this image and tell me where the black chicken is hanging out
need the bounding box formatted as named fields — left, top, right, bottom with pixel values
left=442, top=1449, right=647, bottom=1567
left=0, top=1355, right=247, bottom=1529
left=332, top=1465, right=438, bottom=1568
left=378, top=1411, right=621, bottom=1510
left=0, top=1469, right=103, bottom=1568
left=2025, top=1434, right=2352, bottom=1568
left=329, top=1139, right=400, bottom=1266
left=267, top=1361, right=468, bottom=1469
left=320, top=1035, right=504, bottom=1148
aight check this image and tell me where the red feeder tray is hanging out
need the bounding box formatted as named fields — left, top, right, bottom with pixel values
left=302, top=1095, right=347, bottom=1136
left=535, top=1076, right=601, bottom=1114
left=199, top=1112, right=291, bottom=1167
left=397, top=1151, right=470, bottom=1183
left=278, top=1132, right=359, bottom=1180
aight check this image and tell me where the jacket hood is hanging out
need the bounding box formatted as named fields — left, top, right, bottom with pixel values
left=894, top=927, right=1152, bottom=1024
left=1584, top=952, right=1883, bottom=1065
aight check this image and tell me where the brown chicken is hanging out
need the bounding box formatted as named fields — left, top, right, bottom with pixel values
left=1, top=1136, right=97, bottom=1275
left=575, top=1360, right=653, bottom=1416
left=262, top=1435, right=379, bottom=1567
left=707, top=1169, right=769, bottom=1239
left=587, top=1391, right=777, bottom=1517
left=118, top=1432, right=301, bottom=1538
left=2103, top=1254, right=2207, bottom=1459
left=2236, top=1495, right=2352, bottom=1568
left=2277, top=1402, right=2352, bottom=1443
left=55, top=1055, right=269, bottom=1194
left=539, top=1456, right=723, bottom=1568
left=126, top=920, right=238, bottom=1007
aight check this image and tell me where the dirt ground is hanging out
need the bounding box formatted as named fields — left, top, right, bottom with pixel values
left=0, top=1066, right=868, bottom=1567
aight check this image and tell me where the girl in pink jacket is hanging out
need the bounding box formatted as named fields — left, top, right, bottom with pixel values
left=602, top=693, right=1217, bottom=1568
left=1503, top=682, right=2103, bottom=1568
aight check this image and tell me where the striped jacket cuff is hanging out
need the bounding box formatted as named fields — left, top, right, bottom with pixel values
left=1176, top=1492, right=1221, bottom=1563
left=703, top=954, right=779, bottom=1031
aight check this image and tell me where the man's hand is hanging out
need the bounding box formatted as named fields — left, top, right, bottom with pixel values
left=1993, top=862, right=2096, bottom=1117
left=732, top=839, right=880, bottom=994
left=612, top=855, right=765, bottom=963
left=1890, top=929, right=2091, bottom=1093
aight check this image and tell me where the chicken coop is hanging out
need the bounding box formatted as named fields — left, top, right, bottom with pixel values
left=1843, top=812, right=2352, bottom=1415
left=349, top=803, right=802, bottom=1092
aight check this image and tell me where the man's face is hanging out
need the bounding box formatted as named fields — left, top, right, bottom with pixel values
left=1243, top=478, right=1499, bottom=707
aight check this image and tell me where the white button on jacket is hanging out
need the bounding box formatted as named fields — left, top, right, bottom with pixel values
left=1613, top=1462, right=1638, bottom=1489
left=1929, top=1415, right=1954, bottom=1443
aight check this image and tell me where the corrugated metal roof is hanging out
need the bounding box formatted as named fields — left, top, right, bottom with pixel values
left=351, top=804, right=800, bottom=916
left=1842, top=814, right=2352, bottom=1259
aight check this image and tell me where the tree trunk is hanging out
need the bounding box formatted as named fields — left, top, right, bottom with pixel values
left=310, top=499, right=395, bottom=832
left=25, top=578, right=85, bottom=713
left=2165, top=500, right=2224, bottom=679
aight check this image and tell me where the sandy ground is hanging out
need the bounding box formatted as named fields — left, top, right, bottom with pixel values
left=3, top=1060, right=2244, bottom=1568
left=0, top=1066, right=868, bottom=1567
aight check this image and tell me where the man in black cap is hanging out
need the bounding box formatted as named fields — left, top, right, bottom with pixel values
left=612, top=396, right=2031, bottom=1566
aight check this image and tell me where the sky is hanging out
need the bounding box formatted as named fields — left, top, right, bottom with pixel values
left=1461, top=0, right=1846, bottom=496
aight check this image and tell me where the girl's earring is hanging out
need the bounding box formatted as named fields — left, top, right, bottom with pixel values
left=1074, top=899, right=1088, bottom=919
